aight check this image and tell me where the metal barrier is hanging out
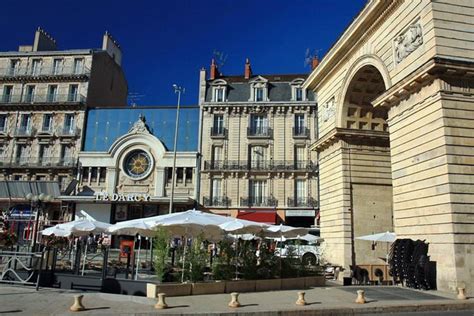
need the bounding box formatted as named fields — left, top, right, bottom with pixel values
left=0, top=250, right=45, bottom=290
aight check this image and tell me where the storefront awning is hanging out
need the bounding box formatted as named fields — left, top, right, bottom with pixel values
left=237, top=210, right=277, bottom=224
left=0, top=181, right=60, bottom=199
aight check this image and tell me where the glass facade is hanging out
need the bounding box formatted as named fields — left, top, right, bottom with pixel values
left=84, top=106, right=199, bottom=152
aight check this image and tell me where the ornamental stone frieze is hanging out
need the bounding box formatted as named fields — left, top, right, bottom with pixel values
left=394, top=21, right=423, bottom=64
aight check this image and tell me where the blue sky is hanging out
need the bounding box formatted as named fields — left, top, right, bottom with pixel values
left=0, top=0, right=366, bottom=105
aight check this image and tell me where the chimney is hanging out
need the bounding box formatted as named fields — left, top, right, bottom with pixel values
left=102, top=31, right=123, bottom=66
left=33, top=27, right=57, bottom=52
left=244, top=58, right=252, bottom=79
left=311, top=56, right=320, bottom=70
left=210, top=58, right=218, bottom=80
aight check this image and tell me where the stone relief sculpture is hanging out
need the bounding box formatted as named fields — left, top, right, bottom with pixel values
left=394, top=22, right=423, bottom=64
left=128, top=114, right=151, bottom=134
left=322, top=98, right=336, bottom=122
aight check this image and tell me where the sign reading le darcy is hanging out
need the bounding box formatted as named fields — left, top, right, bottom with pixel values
left=94, top=192, right=151, bottom=202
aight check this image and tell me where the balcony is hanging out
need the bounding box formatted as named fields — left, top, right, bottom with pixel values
left=0, top=94, right=86, bottom=105
left=14, top=126, right=36, bottom=137
left=203, top=196, right=231, bottom=207
left=247, top=127, right=272, bottom=138
left=37, top=126, right=54, bottom=136
left=2, top=156, right=77, bottom=168
left=287, top=197, right=319, bottom=208
left=203, top=160, right=318, bottom=172
left=293, top=127, right=310, bottom=138
left=210, top=127, right=227, bottom=138
left=57, top=126, right=80, bottom=137
left=0, top=66, right=91, bottom=79
left=240, top=196, right=278, bottom=207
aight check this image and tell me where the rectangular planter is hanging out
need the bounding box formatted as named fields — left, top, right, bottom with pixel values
left=255, top=278, right=282, bottom=292
left=281, top=277, right=306, bottom=290
left=146, top=283, right=192, bottom=298
left=304, top=276, right=325, bottom=288
left=192, top=281, right=226, bottom=295
left=225, top=280, right=256, bottom=293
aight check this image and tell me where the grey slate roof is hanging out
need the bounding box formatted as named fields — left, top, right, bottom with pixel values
left=205, top=74, right=314, bottom=102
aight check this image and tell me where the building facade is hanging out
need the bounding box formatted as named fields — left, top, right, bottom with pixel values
left=62, top=107, right=200, bottom=225
left=304, top=0, right=474, bottom=292
left=199, top=59, right=319, bottom=227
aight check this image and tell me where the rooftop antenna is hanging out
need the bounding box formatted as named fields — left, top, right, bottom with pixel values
left=128, top=92, right=145, bottom=107
left=304, top=48, right=321, bottom=69
left=212, top=49, right=228, bottom=70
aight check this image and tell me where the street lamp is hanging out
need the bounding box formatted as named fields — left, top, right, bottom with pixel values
left=169, top=84, right=185, bottom=214
left=26, top=192, right=54, bottom=251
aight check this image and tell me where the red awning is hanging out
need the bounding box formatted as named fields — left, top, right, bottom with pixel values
left=237, top=210, right=277, bottom=224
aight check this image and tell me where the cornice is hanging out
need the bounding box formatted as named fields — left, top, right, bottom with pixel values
left=310, top=127, right=390, bottom=152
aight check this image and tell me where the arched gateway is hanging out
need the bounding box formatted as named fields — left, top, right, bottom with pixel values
left=304, top=0, right=474, bottom=292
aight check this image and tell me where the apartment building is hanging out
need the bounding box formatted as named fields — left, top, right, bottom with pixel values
left=0, top=28, right=127, bottom=233
left=199, top=59, right=319, bottom=227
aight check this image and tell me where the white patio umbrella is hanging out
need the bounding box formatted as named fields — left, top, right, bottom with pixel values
left=42, top=225, right=72, bottom=237
left=265, top=224, right=309, bottom=238
left=107, top=217, right=156, bottom=237
left=218, top=218, right=268, bottom=235
left=356, top=231, right=397, bottom=262
left=41, top=218, right=111, bottom=237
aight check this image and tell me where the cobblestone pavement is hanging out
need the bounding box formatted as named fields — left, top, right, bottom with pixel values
left=0, top=284, right=472, bottom=316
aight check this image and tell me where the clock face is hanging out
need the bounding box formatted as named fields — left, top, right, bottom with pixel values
left=124, top=150, right=153, bottom=179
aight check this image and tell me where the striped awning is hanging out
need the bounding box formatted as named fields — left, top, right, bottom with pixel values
left=0, top=181, right=60, bottom=199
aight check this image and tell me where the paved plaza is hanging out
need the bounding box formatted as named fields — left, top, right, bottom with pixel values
left=0, top=284, right=472, bottom=316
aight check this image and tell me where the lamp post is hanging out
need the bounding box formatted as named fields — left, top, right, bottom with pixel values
left=26, top=192, right=53, bottom=252
left=169, top=84, right=184, bottom=214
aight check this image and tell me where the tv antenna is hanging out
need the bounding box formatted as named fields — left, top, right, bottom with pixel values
left=304, top=48, right=321, bottom=68
left=128, top=92, right=145, bottom=107
left=212, top=49, right=228, bottom=70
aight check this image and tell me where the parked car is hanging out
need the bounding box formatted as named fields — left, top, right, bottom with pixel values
left=274, top=239, right=321, bottom=265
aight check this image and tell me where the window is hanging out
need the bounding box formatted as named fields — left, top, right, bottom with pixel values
left=211, top=179, right=222, bottom=199
left=81, top=167, right=89, bottom=184
left=60, top=145, right=73, bottom=165
left=294, top=114, right=305, bottom=136
left=38, top=144, right=51, bottom=165
left=31, top=59, right=41, bottom=76
left=53, top=59, right=62, bottom=75
left=250, top=180, right=267, bottom=205
left=166, top=167, right=173, bottom=183
left=58, top=176, right=68, bottom=191
left=3, top=86, right=13, bottom=103
left=25, top=86, right=35, bottom=102
left=16, top=144, right=29, bottom=165
left=213, top=114, right=224, bottom=135
left=250, top=114, right=268, bottom=135
left=295, top=146, right=306, bottom=169
left=255, top=88, right=264, bottom=102
left=176, top=167, right=184, bottom=183
left=295, top=179, right=306, bottom=201
left=250, top=145, right=266, bottom=169
left=47, top=85, right=58, bottom=102
left=212, top=146, right=222, bottom=162
left=64, top=114, right=75, bottom=133
left=9, top=60, right=19, bottom=76
left=19, top=114, right=31, bottom=131
left=0, top=114, right=7, bottom=132
left=73, top=58, right=84, bottom=74
left=214, top=88, right=224, bottom=102
left=185, top=168, right=193, bottom=184
left=0, top=144, right=5, bottom=159
left=90, top=167, right=98, bottom=182
left=296, top=88, right=303, bottom=101
left=42, top=114, right=53, bottom=132
left=68, top=84, right=78, bottom=102
left=99, top=167, right=107, bottom=183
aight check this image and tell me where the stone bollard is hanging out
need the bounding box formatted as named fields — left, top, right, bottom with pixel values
left=355, top=290, right=366, bottom=304
left=70, top=294, right=85, bottom=312
left=228, top=292, right=241, bottom=308
left=457, top=288, right=467, bottom=300
left=296, top=291, right=307, bottom=306
left=155, top=293, right=168, bottom=309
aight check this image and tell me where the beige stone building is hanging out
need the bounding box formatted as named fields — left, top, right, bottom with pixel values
left=199, top=59, right=319, bottom=227
left=304, top=0, right=474, bottom=292
left=0, top=28, right=127, bottom=228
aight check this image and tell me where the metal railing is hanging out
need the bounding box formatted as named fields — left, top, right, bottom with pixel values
left=56, top=126, right=80, bottom=137
left=204, top=160, right=318, bottom=172
left=287, top=197, right=319, bottom=208
left=3, top=156, right=77, bottom=168
left=293, top=127, right=310, bottom=138
left=0, top=66, right=91, bottom=78
left=203, top=196, right=231, bottom=207
left=0, top=93, right=86, bottom=105
left=247, top=127, right=272, bottom=138
left=14, top=126, right=36, bottom=137
left=240, top=196, right=278, bottom=207
left=210, top=127, right=227, bottom=138
left=0, top=250, right=45, bottom=290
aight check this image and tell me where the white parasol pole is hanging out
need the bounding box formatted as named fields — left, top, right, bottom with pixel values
left=81, top=241, right=88, bottom=276
left=181, top=235, right=187, bottom=283
left=135, top=235, right=142, bottom=280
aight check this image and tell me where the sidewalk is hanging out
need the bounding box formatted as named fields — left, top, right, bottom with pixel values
left=0, top=284, right=472, bottom=316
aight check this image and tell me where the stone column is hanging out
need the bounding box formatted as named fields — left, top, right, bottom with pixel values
left=154, top=168, right=165, bottom=197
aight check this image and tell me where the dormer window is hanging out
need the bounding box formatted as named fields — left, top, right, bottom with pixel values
left=249, top=76, right=269, bottom=102
left=290, top=78, right=306, bottom=101
left=211, top=79, right=227, bottom=102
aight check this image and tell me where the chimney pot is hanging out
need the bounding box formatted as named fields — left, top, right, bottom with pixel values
left=210, top=58, right=218, bottom=80
left=311, top=56, right=319, bottom=70
left=244, top=58, right=252, bottom=79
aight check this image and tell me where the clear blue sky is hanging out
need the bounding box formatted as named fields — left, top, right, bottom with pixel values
left=0, top=0, right=366, bottom=105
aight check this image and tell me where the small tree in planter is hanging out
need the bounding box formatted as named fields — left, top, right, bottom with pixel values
left=256, top=240, right=277, bottom=279
left=184, top=234, right=207, bottom=282
left=153, top=227, right=170, bottom=282
left=241, top=240, right=258, bottom=280
left=212, top=238, right=234, bottom=281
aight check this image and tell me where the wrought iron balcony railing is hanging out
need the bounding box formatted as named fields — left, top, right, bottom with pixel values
left=203, top=196, right=231, bottom=207
left=287, top=197, right=319, bottom=208
left=240, top=196, right=278, bottom=207
left=14, top=126, right=36, bottom=137
left=1, top=156, right=78, bottom=168
left=293, top=127, right=310, bottom=138
left=0, top=93, right=86, bottom=105
left=247, top=127, right=272, bottom=138
left=210, top=127, right=227, bottom=138
left=0, top=66, right=91, bottom=78
left=203, top=160, right=318, bottom=172
left=57, top=127, right=80, bottom=137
